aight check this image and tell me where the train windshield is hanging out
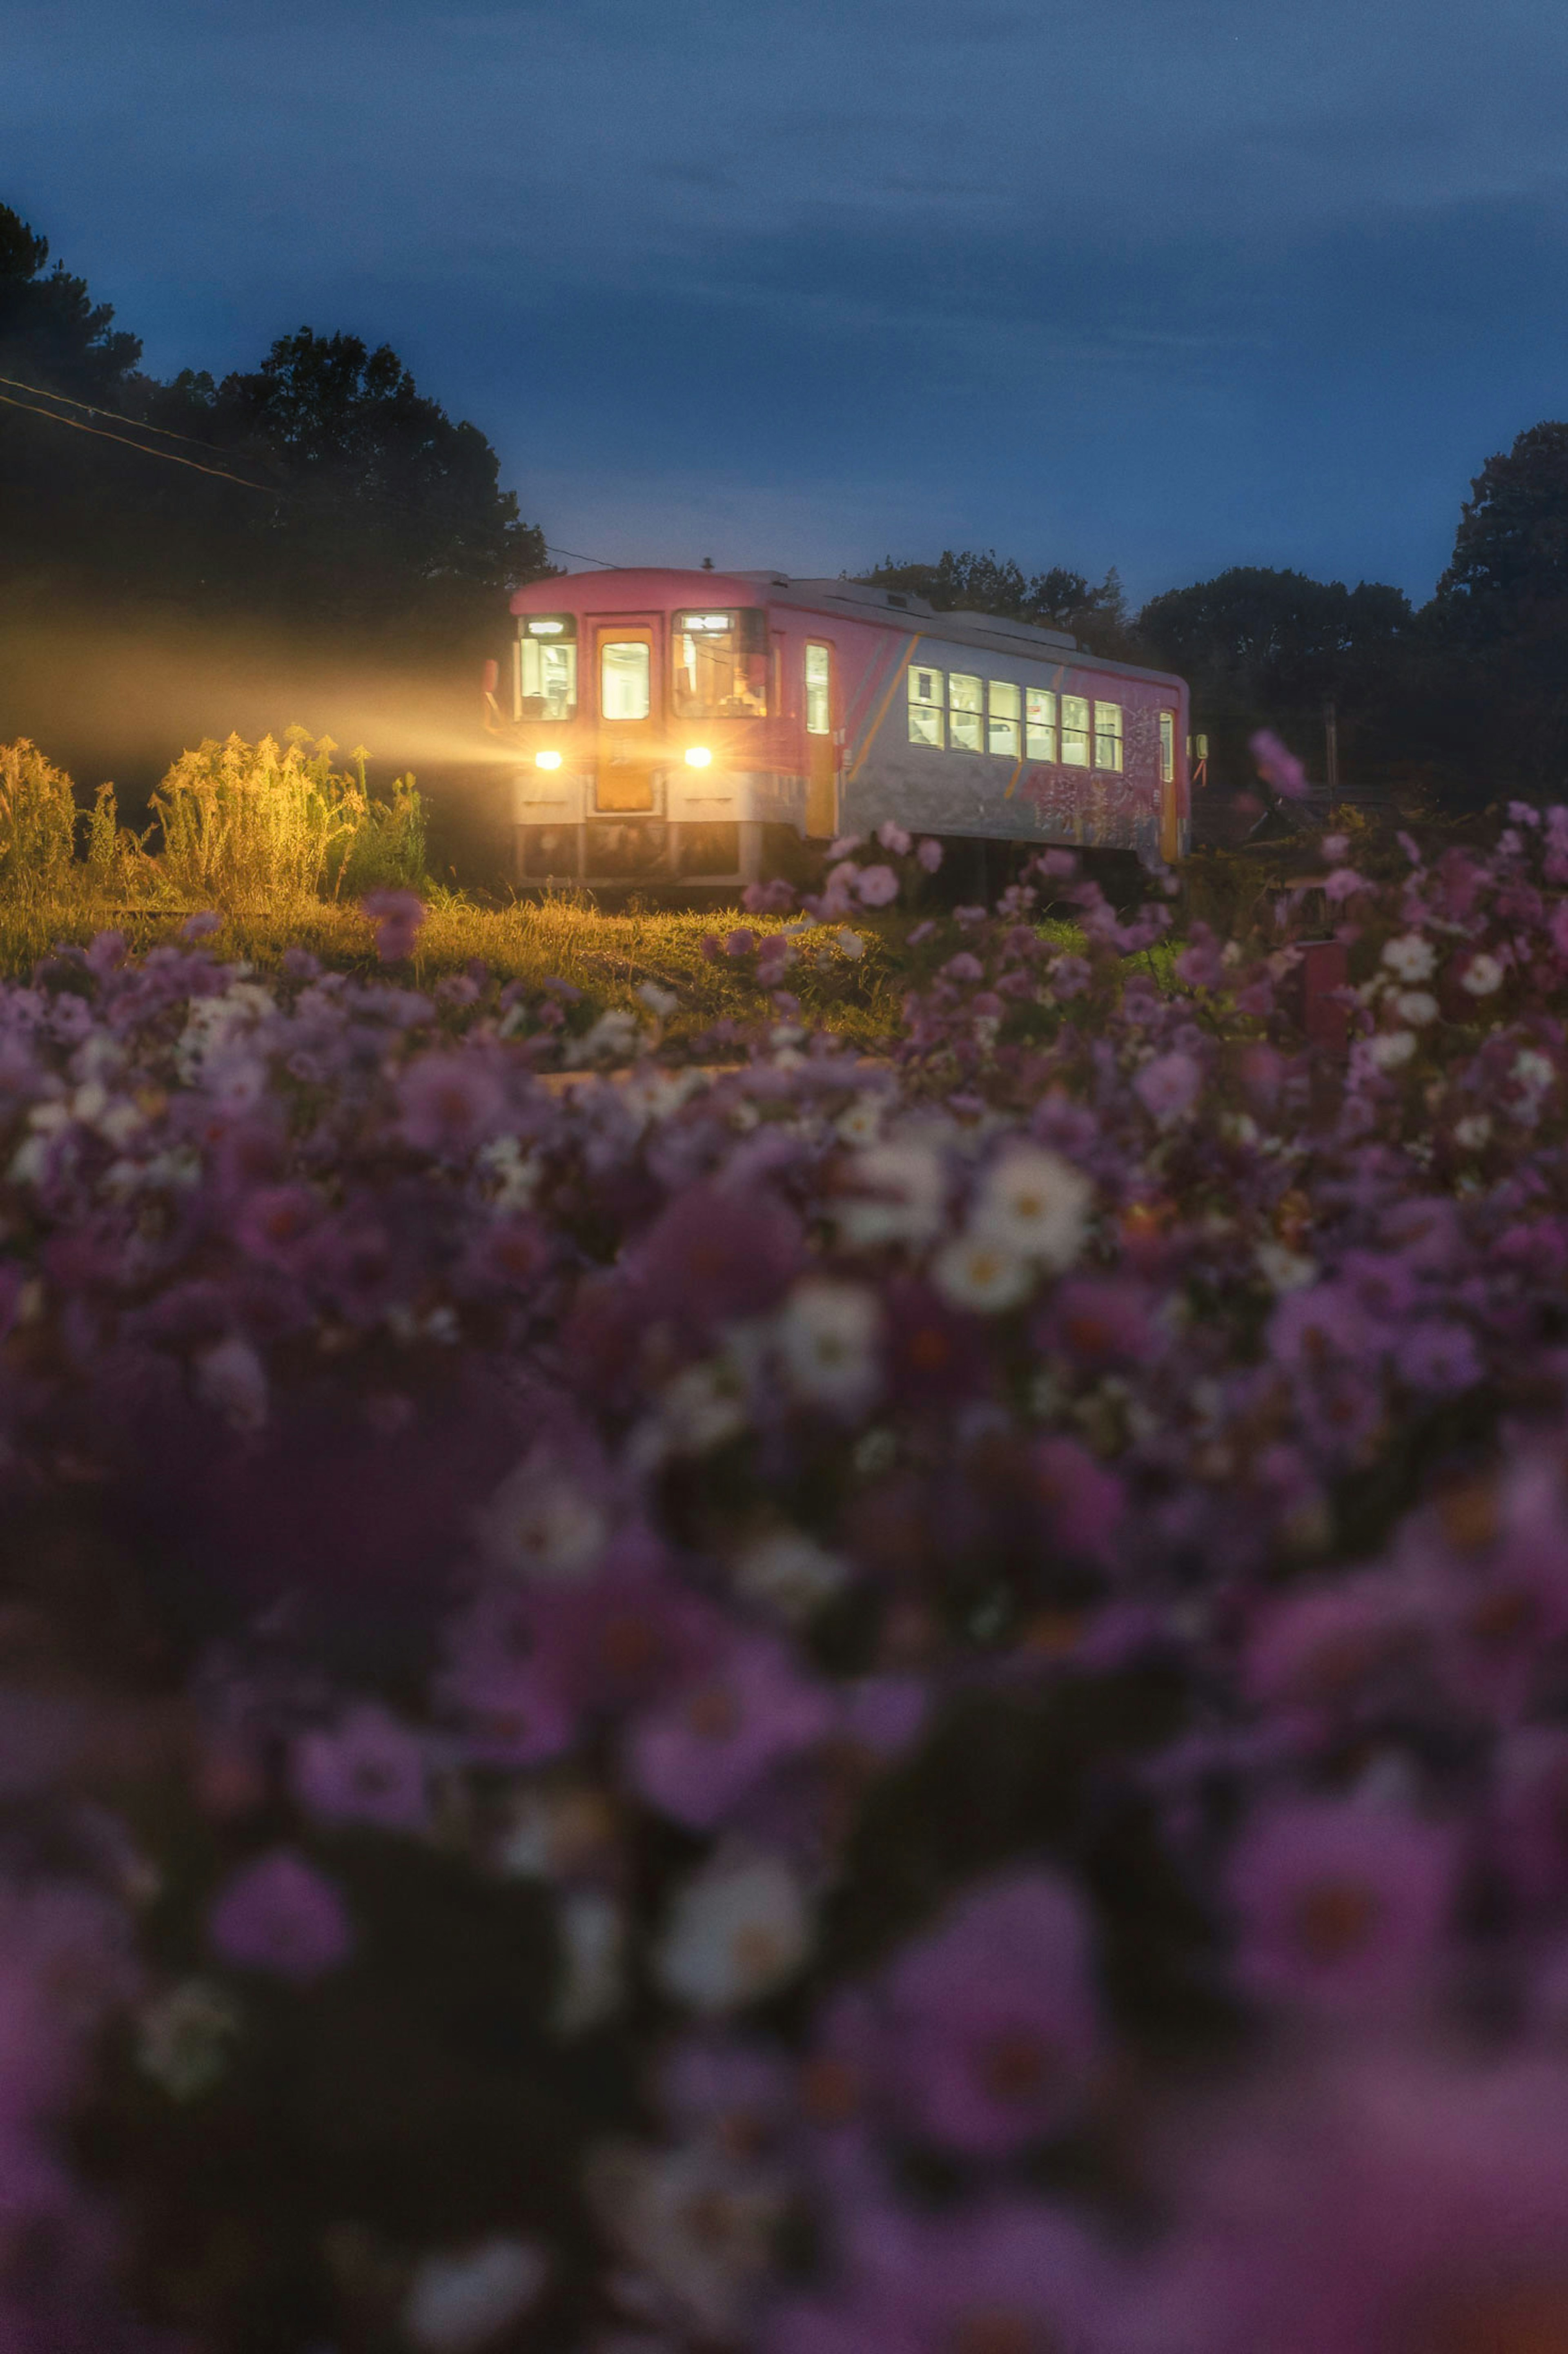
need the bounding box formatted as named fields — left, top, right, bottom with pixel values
left=519, top=616, right=577, bottom=720
left=672, top=609, right=768, bottom=718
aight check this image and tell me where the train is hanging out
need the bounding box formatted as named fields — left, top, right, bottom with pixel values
left=481, top=567, right=1190, bottom=890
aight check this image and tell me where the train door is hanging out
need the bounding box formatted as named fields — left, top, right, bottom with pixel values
left=594, top=622, right=658, bottom=812
left=1158, top=707, right=1179, bottom=863
left=804, top=640, right=836, bottom=836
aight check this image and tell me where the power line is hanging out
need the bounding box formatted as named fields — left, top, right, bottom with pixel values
left=0, top=386, right=285, bottom=494
left=0, top=368, right=286, bottom=468
left=0, top=368, right=625, bottom=570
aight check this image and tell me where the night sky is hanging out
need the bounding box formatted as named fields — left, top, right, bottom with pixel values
left=10, top=0, right=1568, bottom=605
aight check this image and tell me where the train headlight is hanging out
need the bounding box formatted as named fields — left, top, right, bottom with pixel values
left=684, top=745, right=713, bottom=768
left=535, top=749, right=564, bottom=770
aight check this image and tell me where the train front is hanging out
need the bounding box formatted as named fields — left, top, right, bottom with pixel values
left=499, top=570, right=802, bottom=889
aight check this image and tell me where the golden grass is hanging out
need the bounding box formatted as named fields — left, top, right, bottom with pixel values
left=0, top=887, right=919, bottom=1047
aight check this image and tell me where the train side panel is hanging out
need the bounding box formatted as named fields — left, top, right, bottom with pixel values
left=826, top=624, right=1188, bottom=866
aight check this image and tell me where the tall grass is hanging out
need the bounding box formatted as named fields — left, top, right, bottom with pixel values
left=151, top=728, right=425, bottom=910
left=0, top=738, right=76, bottom=903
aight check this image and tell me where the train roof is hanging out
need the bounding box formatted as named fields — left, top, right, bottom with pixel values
left=511, top=567, right=1185, bottom=691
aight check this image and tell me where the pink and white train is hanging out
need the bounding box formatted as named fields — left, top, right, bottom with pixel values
left=486, top=567, right=1190, bottom=888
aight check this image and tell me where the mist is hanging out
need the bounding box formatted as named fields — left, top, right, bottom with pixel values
left=0, top=588, right=520, bottom=885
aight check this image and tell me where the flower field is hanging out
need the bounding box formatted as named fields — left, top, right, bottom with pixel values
left=7, top=776, right=1568, bottom=2350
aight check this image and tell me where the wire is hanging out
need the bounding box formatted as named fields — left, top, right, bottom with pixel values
left=543, top=542, right=622, bottom=569
left=0, top=367, right=627, bottom=570
left=0, top=368, right=286, bottom=468
left=0, top=386, right=286, bottom=494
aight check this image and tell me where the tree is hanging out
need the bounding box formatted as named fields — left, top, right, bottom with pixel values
left=1425, top=424, right=1568, bottom=795
left=0, top=204, right=140, bottom=400
left=854, top=549, right=1136, bottom=659
left=1437, top=422, right=1568, bottom=640
left=1135, top=566, right=1416, bottom=792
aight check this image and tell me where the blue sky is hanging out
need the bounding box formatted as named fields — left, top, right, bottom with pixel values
left=8, top=0, right=1568, bottom=605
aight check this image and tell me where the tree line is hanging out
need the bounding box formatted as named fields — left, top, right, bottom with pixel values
left=4, top=197, right=1566, bottom=811
left=0, top=203, right=551, bottom=654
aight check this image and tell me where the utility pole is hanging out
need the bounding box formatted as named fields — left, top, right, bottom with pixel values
left=1324, top=700, right=1340, bottom=799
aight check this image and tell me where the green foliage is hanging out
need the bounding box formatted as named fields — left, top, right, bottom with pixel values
left=0, top=738, right=76, bottom=901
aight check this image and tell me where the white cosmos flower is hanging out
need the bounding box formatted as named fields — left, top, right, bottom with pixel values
left=552, top=1888, right=626, bottom=2034
left=402, top=2238, right=549, bottom=2353
left=835, top=1095, right=883, bottom=1148
left=732, top=1528, right=849, bottom=1623
left=931, top=1231, right=1034, bottom=1313
left=1367, top=1030, right=1418, bottom=1070
left=1395, top=990, right=1440, bottom=1027
left=833, top=1142, right=946, bottom=1248
left=1454, top=1113, right=1492, bottom=1150
left=655, top=1848, right=813, bottom=2013
left=1514, top=1048, right=1555, bottom=1092
left=1461, top=952, right=1505, bottom=996
left=193, top=1336, right=269, bottom=1433
left=477, top=1456, right=608, bottom=1580
left=1381, top=933, right=1436, bottom=982
left=586, top=2137, right=785, bottom=2339
left=135, top=1978, right=242, bottom=2101
left=777, top=1279, right=881, bottom=1409
left=972, top=1145, right=1092, bottom=1268
left=1255, top=1241, right=1319, bottom=1294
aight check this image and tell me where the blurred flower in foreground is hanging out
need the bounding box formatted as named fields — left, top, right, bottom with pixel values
left=207, top=1850, right=354, bottom=1984
left=361, top=885, right=428, bottom=961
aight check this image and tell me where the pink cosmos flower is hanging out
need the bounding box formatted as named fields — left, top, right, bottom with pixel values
left=624, top=1635, right=834, bottom=1830
left=854, top=865, right=899, bottom=908
left=1038, top=1277, right=1152, bottom=1371
left=1030, top=1435, right=1125, bottom=1565
left=629, top=1181, right=805, bottom=1329
left=1249, top=729, right=1310, bottom=801
left=1226, top=1796, right=1455, bottom=2020
left=768, top=2198, right=1126, bottom=2354
left=362, top=887, right=427, bottom=961
left=1133, top=1050, right=1201, bottom=1123
left=1395, top=1318, right=1482, bottom=1393
left=873, top=1869, right=1105, bottom=2154
left=915, top=838, right=943, bottom=872
left=290, top=1702, right=431, bottom=1835
left=1134, top=2050, right=1568, bottom=2354
left=1492, top=1725, right=1568, bottom=1910
left=207, top=1849, right=354, bottom=1984
left=232, top=1183, right=322, bottom=1268
left=396, top=1052, right=504, bottom=1157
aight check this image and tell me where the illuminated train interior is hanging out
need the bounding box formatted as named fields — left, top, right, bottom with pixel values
left=488, top=568, right=1190, bottom=890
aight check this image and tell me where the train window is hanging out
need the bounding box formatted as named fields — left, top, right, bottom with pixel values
left=948, top=673, right=983, bottom=752
left=1094, top=700, right=1124, bottom=771
left=1060, top=694, right=1091, bottom=766
left=601, top=640, right=651, bottom=721
left=519, top=617, right=577, bottom=720
left=1025, top=687, right=1057, bottom=762
left=805, top=643, right=831, bottom=734
left=1159, top=711, right=1175, bottom=783
left=673, top=609, right=768, bottom=717
left=908, top=664, right=945, bottom=747
left=987, top=680, right=1020, bottom=758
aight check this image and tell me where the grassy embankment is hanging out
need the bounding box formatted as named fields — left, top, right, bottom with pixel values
left=0, top=729, right=1116, bottom=1048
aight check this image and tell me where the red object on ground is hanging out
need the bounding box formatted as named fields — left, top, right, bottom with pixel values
left=1298, top=938, right=1350, bottom=1051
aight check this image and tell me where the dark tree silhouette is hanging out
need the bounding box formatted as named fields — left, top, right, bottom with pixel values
left=855, top=549, right=1136, bottom=658
left=0, top=205, right=140, bottom=399
left=1135, top=566, right=1417, bottom=794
